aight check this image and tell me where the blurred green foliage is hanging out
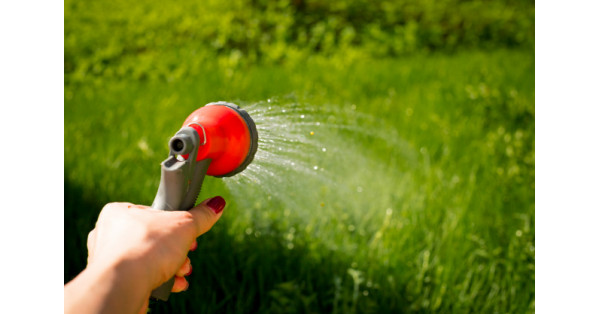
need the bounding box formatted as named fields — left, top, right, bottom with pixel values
left=65, top=0, right=534, bottom=82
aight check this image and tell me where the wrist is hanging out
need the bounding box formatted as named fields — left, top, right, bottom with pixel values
left=65, top=258, right=151, bottom=314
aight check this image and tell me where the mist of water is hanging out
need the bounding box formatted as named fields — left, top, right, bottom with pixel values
left=222, top=98, right=418, bottom=252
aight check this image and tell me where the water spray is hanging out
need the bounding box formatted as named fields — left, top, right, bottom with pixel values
left=150, top=101, right=258, bottom=300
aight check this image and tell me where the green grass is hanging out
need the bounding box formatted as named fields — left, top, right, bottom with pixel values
left=65, top=48, right=534, bottom=313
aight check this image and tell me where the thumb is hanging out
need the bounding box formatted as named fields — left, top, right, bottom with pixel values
left=188, top=196, right=226, bottom=237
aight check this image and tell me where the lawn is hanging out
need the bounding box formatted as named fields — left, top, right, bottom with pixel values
left=65, top=47, right=534, bottom=313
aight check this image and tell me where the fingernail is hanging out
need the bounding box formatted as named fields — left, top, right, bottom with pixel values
left=207, top=196, right=226, bottom=214
left=186, top=265, right=193, bottom=276
left=190, top=241, right=197, bottom=251
left=184, top=281, right=189, bottom=291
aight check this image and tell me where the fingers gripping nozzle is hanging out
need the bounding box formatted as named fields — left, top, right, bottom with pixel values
left=150, top=102, right=258, bottom=301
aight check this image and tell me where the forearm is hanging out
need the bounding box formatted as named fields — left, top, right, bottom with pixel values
left=65, top=260, right=150, bottom=314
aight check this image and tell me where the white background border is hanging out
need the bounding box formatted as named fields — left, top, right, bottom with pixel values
left=0, top=1, right=64, bottom=312
left=536, top=0, right=600, bottom=312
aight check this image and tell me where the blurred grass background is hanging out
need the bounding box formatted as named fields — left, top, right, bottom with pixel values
left=64, top=0, right=534, bottom=312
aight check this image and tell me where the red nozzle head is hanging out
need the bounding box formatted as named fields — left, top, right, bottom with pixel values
left=182, top=102, right=258, bottom=177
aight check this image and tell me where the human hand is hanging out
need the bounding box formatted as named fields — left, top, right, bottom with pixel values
left=65, top=196, right=226, bottom=314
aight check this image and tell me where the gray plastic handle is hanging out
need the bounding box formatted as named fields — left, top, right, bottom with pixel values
left=149, top=127, right=211, bottom=301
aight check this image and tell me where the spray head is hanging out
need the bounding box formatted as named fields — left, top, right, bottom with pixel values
left=181, top=101, right=258, bottom=177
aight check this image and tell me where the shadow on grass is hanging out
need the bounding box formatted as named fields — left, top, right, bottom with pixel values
left=65, top=177, right=400, bottom=313
left=64, top=178, right=106, bottom=283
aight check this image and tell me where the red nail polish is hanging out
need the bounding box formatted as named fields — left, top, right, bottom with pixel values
left=207, top=196, right=226, bottom=214
left=186, top=266, right=193, bottom=276
left=190, top=241, right=197, bottom=251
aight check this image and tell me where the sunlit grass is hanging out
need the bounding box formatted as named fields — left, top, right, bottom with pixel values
left=65, top=49, right=534, bottom=313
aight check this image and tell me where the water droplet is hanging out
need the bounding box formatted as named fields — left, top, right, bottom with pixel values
left=300, top=114, right=305, bottom=119
left=267, top=99, right=271, bottom=103
left=268, top=106, right=272, bottom=110
left=314, top=166, right=319, bottom=170
left=282, top=109, right=286, bottom=113
left=322, top=147, right=327, bottom=152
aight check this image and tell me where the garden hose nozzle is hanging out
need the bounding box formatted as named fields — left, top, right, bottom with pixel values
left=150, top=102, right=258, bottom=301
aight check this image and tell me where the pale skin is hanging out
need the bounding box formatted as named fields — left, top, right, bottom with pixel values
left=64, top=196, right=225, bottom=314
